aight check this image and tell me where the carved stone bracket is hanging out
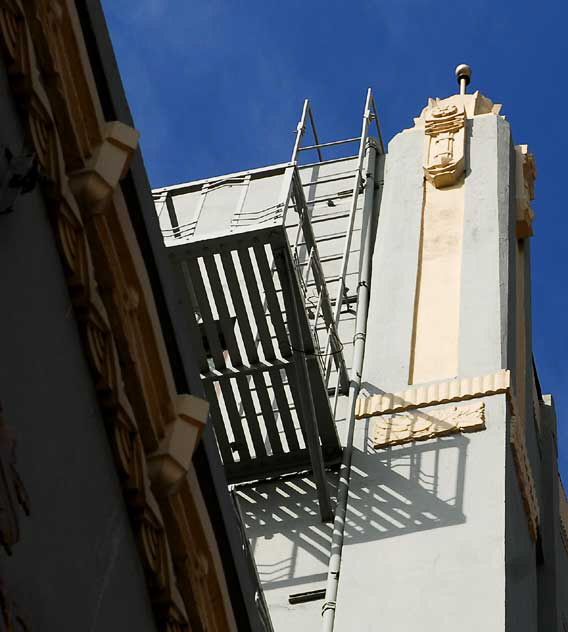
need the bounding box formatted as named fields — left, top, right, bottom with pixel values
left=372, top=401, right=485, bottom=449
left=148, top=395, right=209, bottom=494
left=70, top=121, right=139, bottom=213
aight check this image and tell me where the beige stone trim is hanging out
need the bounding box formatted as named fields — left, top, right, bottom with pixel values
left=148, top=395, right=209, bottom=494
left=356, top=369, right=511, bottom=419
left=186, top=467, right=239, bottom=632
left=70, top=120, right=139, bottom=211
left=372, top=401, right=485, bottom=448
left=409, top=176, right=464, bottom=384
left=359, top=370, right=541, bottom=541
left=413, top=91, right=502, bottom=127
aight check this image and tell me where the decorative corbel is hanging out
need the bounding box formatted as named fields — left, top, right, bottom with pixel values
left=70, top=120, right=139, bottom=214
left=148, top=395, right=209, bottom=495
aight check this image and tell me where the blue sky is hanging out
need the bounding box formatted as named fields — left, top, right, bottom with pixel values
left=102, top=0, right=567, bottom=484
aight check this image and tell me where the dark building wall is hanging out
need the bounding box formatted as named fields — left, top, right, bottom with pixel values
left=537, top=396, right=559, bottom=631
left=557, top=505, right=568, bottom=631
left=548, top=400, right=568, bottom=631
left=75, top=2, right=271, bottom=629
left=0, top=56, right=157, bottom=632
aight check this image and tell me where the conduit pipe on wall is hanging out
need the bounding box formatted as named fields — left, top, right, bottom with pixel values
left=321, top=139, right=381, bottom=632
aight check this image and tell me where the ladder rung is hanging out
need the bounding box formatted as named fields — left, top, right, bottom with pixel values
left=301, top=173, right=356, bottom=188
left=298, top=137, right=361, bottom=152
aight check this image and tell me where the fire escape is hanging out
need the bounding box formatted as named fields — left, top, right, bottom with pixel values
left=154, top=90, right=383, bottom=522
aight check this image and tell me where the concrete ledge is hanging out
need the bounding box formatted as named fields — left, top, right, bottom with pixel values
left=356, top=369, right=510, bottom=418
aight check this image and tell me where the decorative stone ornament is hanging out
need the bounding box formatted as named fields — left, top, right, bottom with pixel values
left=423, top=102, right=466, bottom=188
left=70, top=121, right=139, bottom=213
left=148, top=395, right=209, bottom=494
left=372, top=401, right=485, bottom=449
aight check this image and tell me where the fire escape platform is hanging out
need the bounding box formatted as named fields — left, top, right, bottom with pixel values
left=168, top=224, right=343, bottom=485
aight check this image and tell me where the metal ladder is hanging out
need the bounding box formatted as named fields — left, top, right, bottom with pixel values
left=287, top=89, right=384, bottom=415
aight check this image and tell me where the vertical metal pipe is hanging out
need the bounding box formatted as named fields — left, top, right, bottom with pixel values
left=321, top=141, right=379, bottom=631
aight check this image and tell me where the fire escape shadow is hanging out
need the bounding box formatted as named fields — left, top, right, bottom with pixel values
left=343, top=430, right=468, bottom=546
left=235, top=427, right=467, bottom=591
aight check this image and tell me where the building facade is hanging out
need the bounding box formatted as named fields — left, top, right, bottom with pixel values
left=156, top=73, right=568, bottom=631
left=0, top=1, right=565, bottom=630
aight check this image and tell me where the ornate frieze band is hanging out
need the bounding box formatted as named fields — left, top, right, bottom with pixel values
left=355, top=369, right=511, bottom=419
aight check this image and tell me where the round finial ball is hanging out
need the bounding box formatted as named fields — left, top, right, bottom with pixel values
left=455, top=63, right=471, bottom=86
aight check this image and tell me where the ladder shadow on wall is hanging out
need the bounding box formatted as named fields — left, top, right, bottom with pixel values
left=235, top=425, right=468, bottom=590
left=344, top=418, right=468, bottom=547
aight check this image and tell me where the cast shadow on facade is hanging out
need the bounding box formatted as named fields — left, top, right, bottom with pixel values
left=235, top=415, right=468, bottom=591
